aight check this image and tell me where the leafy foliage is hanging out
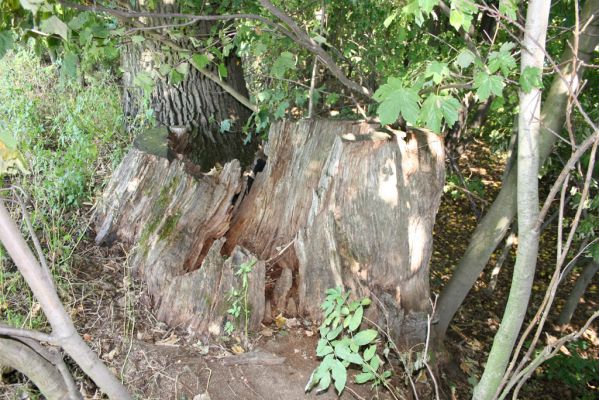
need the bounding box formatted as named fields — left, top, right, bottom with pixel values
left=306, top=287, right=391, bottom=395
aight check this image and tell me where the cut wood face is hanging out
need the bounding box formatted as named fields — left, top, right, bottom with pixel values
left=95, top=120, right=444, bottom=347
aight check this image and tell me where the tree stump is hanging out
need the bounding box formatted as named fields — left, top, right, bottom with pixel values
left=95, top=120, right=444, bottom=347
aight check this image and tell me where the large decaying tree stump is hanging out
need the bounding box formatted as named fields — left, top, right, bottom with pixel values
left=95, top=120, right=444, bottom=346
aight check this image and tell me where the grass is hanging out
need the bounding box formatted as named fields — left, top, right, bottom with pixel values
left=0, top=46, right=142, bottom=330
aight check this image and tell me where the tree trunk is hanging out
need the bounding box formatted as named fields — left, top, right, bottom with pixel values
left=473, top=0, right=550, bottom=396
left=434, top=0, right=599, bottom=342
left=557, top=260, right=599, bottom=325
left=96, top=120, right=444, bottom=348
left=121, top=3, right=256, bottom=170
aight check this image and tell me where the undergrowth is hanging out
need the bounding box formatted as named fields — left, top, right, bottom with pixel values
left=0, top=47, right=139, bottom=330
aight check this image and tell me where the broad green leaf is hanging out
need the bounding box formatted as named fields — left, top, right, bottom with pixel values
left=317, top=345, right=334, bottom=357
left=363, top=345, right=377, bottom=361
left=19, top=0, right=44, bottom=14
left=418, top=0, right=439, bottom=14
left=369, top=354, right=380, bottom=371
left=271, top=51, right=295, bottom=78
left=348, top=305, right=363, bottom=332
left=175, top=62, right=189, bottom=76
left=61, top=51, right=78, bottom=79
left=425, top=61, right=450, bottom=84
left=376, top=84, right=420, bottom=125
left=40, top=16, right=69, bottom=40
left=499, top=0, right=518, bottom=20
left=449, top=9, right=465, bottom=31
left=190, top=54, right=210, bottom=70
left=353, top=329, right=378, bottom=346
left=218, top=63, right=228, bottom=78
left=473, top=72, right=505, bottom=101
left=133, top=71, right=154, bottom=94
left=361, top=298, right=371, bottom=306
left=317, top=371, right=331, bottom=392
left=383, top=11, right=398, bottom=28
left=68, top=12, right=90, bottom=30
left=131, top=35, right=145, bottom=44
left=0, top=31, right=14, bottom=59
left=331, top=360, right=347, bottom=394
left=169, top=69, right=184, bottom=85
left=334, top=343, right=364, bottom=365
left=355, top=372, right=374, bottom=384
left=274, top=101, right=289, bottom=119
left=419, top=95, right=461, bottom=133
left=455, top=49, right=475, bottom=69
left=520, top=66, right=543, bottom=93
left=488, top=42, right=517, bottom=76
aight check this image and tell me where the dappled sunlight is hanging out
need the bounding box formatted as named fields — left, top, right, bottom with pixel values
left=377, top=157, right=398, bottom=207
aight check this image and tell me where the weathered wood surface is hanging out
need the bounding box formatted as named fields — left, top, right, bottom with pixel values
left=227, top=120, right=444, bottom=346
left=96, top=120, right=444, bottom=346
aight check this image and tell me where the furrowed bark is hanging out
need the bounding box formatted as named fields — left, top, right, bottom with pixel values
left=434, top=0, right=599, bottom=342
left=473, top=0, right=550, bottom=396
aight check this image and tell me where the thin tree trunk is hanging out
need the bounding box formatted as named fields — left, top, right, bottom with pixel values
left=0, top=337, right=71, bottom=400
left=557, top=260, right=599, bottom=325
left=0, top=202, right=132, bottom=400
left=473, top=0, right=550, bottom=396
left=434, top=0, right=599, bottom=342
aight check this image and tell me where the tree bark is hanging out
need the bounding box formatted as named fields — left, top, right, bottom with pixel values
left=434, top=0, right=599, bottom=342
left=557, top=260, right=599, bottom=325
left=96, top=120, right=444, bottom=348
left=121, top=2, right=256, bottom=170
left=226, top=120, right=445, bottom=347
left=473, top=0, right=550, bottom=396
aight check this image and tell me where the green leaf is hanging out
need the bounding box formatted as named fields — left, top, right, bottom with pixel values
left=131, top=35, right=145, bottom=44
left=363, top=345, right=377, bottom=361
left=40, top=16, right=69, bottom=41
left=334, top=343, right=364, bottom=365
left=473, top=72, right=505, bottom=101
left=326, top=324, right=343, bottom=341
left=19, top=0, right=44, bottom=15
left=355, top=372, right=374, bottom=384
left=133, top=71, right=154, bottom=94
left=331, top=360, right=347, bottom=394
left=190, top=54, right=210, bottom=70
left=348, top=305, right=363, bottom=332
left=419, top=95, right=461, bottom=133
left=169, top=69, right=184, bottom=85
left=220, top=119, right=232, bottom=133
left=218, top=63, right=228, bottom=78
left=488, top=43, right=517, bottom=76
left=317, top=371, right=331, bottom=392
left=361, top=298, right=371, bottom=306
left=271, top=51, right=295, bottom=78
left=0, top=31, right=14, bottom=59
left=425, top=61, right=450, bottom=84
left=369, top=354, right=381, bottom=371
left=418, top=0, right=439, bottom=14
left=449, top=9, right=465, bottom=31
left=520, top=66, right=543, bottom=93
left=455, top=49, right=475, bottom=69
left=499, top=0, right=518, bottom=20
left=61, top=51, right=78, bottom=79
left=274, top=101, right=289, bottom=119
left=376, top=84, right=420, bottom=125
left=175, top=62, right=189, bottom=76
left=353, top=329, right=378, bottom=346
left=383, top=11, right=398, bottom=28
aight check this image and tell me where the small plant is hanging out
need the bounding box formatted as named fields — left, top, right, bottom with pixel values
left=541, top=340, right=599, bottom=400
left=305, top=287, right=392, bottom=396
left=225, top=258, right=257, bottom=338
